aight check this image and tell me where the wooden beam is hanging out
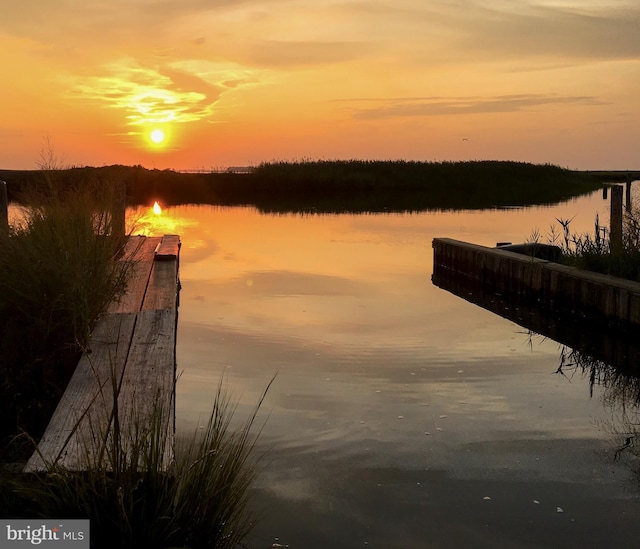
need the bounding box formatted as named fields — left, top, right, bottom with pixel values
left=154, top=234, right=181, bottom=261
left=24, top=313, right=137, bottom=472
left=108, top=236, right=160, bottom=314
left=610, top=185, right=623, bottom=254
left=0, top=180, right=7, bottom=235
left=111, top=180, right=126, bottom=238
left=142, top=260, right=179, bottom=311
left=115, top=308, right=177, bottom=470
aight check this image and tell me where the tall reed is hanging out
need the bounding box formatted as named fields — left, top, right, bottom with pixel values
left=528, top=206, right=640, bottom=282
left=3, top=377, right=272, bottom=549
left=0, top=173, right=134, bottom=459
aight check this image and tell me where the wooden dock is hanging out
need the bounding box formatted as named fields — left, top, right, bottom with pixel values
left=433, top=237, right=640, bottom=329
left=24, top=234, right=180, bottom=472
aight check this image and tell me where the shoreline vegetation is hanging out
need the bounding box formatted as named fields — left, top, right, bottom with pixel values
left=1, top=159, right=609, bottom=213
left=0, top=172, right=269, bottom=548
left=0, top=159, right=638, bottom=545
left=531, top=212, right=640, bottom=283
left=0, top=177, right=133, bottom=464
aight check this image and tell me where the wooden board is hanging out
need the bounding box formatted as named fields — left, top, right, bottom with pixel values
left=108, top=236, right=161, bottom=314
left=25, top=313, right=137, bottom=472
left=25, top=234, right=179, bottom=472
left=115, top=309, right=177, bottom=470
left=142, top=259, right=179, bottom=311
left=154, top=234, right=181, bottom=261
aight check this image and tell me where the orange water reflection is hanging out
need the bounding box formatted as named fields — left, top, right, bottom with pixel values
left=122, top=193, right=614, bottom=408
left=12, top=193, right=640, bottom=546
left=134, top=194, right=613, bottom=342
left=169, top=192, right=611, bottom=409
left=127, top=203, right=195, bottom=236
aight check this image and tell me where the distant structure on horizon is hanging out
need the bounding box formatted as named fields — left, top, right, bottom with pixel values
left=179, top=166, right=254, bottom=175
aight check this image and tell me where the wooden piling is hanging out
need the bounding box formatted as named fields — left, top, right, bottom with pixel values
left=111, top=180, right=126, bottom=238
left=0, top=180, right=7, bottom=235
left=610, top=185, right=623, bottom=253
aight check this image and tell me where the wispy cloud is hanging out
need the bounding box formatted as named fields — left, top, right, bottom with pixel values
left=344, top=94, right=606, bottom=120
left=67, top=59, right=224, bottom=126
left=7, top=1, right=638, bottom=74
left=453, top=2, right=640, bottom=63
left=337, top=1, right=640, bottom=68
left=243, top=40, right=372, bottom=67
left=1, top=0, right=637, bottom=168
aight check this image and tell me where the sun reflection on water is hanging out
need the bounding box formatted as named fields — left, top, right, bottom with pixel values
left=128, top=203, right=194, bottom=236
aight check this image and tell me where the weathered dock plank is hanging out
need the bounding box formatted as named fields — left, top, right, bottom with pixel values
left=142, top=254, right=180, bottom=312
left=116, top=308, right=177, bottom=468
left=25, top=234, right=180, bottom=472
left=108, top=236, right=161, bottom=314
left=25, top=313, right=137, bottom=471
left=154, top=233, right=180, bottom=261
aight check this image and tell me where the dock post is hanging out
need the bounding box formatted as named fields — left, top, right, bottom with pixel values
left=626, top=175, right=632, bottom=212
left=0, top=180, right=8, bottom=235
left=610, top=185, right=623, bottom=254
left=111, top=180, right=126, bottom=238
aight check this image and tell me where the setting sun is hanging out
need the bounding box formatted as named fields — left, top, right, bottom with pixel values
left=0, top=1, right=637, bottom=170
left=153, top=201, right=162, bottom=215
left=150, top=129, right=165, bottom=144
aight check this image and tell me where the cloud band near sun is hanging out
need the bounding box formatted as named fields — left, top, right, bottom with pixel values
left=69, top=59, right=223, bottom=127
left=344, top=94, right=607, bottom=120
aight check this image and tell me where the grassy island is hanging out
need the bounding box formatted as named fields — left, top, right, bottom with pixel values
left=2, top=160, right=604, bottom=214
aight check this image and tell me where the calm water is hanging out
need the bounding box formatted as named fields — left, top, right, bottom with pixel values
left=137, top=191, right=640, bottom=549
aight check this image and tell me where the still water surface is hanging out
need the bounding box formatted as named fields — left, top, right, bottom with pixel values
left=139, top=191, right=640, bottom=548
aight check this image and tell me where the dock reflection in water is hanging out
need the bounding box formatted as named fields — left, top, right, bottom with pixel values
left=433, top=267, right=640, bottom=464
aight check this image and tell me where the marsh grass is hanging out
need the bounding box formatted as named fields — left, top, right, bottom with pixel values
left=0, top=173, right=134, bottom=460
left=1, top=156, right=269, bottom=545
left=231, top=159, right=602, bottom=213
left=2, top=376, right=271, bottom=549
left=528, top=207, right=640, bottom=282
left=2, top=160, right=603, bottom=214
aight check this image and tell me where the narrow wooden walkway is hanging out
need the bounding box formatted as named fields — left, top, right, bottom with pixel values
left=25, top=235, right=180, bottom=472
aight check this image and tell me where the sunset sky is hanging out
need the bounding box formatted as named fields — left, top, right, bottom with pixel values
left=1, top=0, right=638, bottom=170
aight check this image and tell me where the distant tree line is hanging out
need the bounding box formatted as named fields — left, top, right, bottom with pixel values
left=0, top=160, right=604, bottom=213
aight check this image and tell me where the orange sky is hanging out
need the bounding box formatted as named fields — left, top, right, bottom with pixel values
left=1, top=1, right=638, bottom=170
